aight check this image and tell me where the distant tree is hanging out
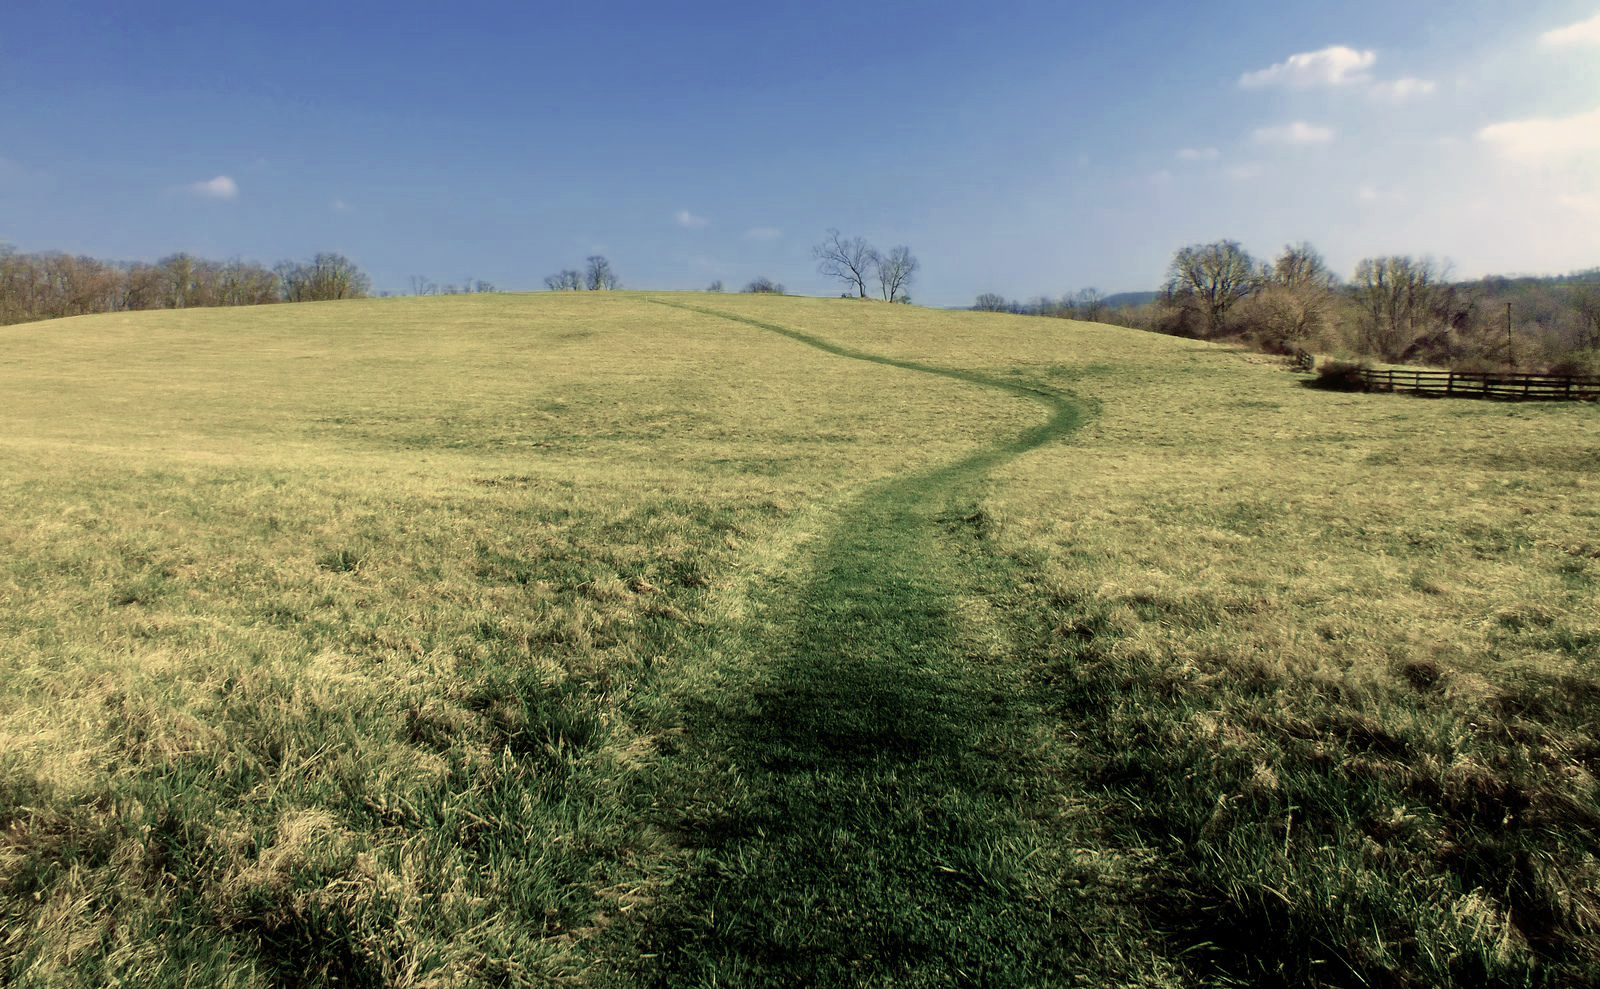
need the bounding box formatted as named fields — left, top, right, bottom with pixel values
left=311, top=252, right=370, bottom=300
left=217, top=259, right=279, bottom=307
left=1351, top=255, right=1445, bottom=361
left=1164, top=239, right=1261, bottom=337
left=544, top=269, right=583, bottom=291
left=1232, top=285, right=1335, bottom=353
left=1226, top=243, right=1342, bottom=352
left=813, top=229, right=878, bottom=298
left=742, top=277, right=785, bottom=294
left=1272, top=242, right=1338, bottom=290
left=706, top=280, right=724, bottom=293
left=974, top=293, right=1013, bottom=312
left=1573, top=285, right=1600, bottom=350
left=120, top=263, right=165, bottom=313
left=1074, top=287, right=1107, bottom=321
left=585, top=255, right=619, bottom=291
left=876, top=245, right=918, bottom=302
left=277, top=252, right=370, bottom=302
left=159, top=253, right=220, bottom=308
left=473, top=280, right=496, bottom=294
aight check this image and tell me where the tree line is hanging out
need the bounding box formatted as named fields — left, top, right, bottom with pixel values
left=980, top=242, right=1600, bottom=374
left=0, top=247, right=371, bottom=326
left=1154, top=240, right=1600, bottom=372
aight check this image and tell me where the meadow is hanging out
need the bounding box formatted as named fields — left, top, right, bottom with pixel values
left=1, top=292, right=1595, bottom=987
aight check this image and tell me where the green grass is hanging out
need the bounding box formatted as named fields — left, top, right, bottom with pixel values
left=2, top=292, right=1597, bottom=986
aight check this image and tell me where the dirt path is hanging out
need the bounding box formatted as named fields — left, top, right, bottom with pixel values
left=628, top=303, right=1094, bottom=985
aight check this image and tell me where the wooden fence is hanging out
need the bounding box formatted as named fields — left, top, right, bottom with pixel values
left=1359, top=369, right=1600, bottom=402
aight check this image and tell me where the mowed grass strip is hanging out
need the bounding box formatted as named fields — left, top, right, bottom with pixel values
left=625, top=301, right=1095, bottom=985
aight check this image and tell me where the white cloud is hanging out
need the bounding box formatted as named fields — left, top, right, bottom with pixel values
left=1478, top=107, right=1600, bottom=159
left=744, top=227, right=781, bottom=240
left=1224, top=163, right=1264, bottom=180
left=1149, top=169, right=1173, bottom=187
left=1370, top=77, right=1437, bottom=102
left=675, top=209, right=708, bottom=228
left=189, top=175, right=238, bottom=200
left=1240, top=45, right=1375, bottom=88
left=1557, top=192, right=1600, bottom=215
left=1177, top=147, right=1220, bottom=161
left=332, top=199, right=352, bottom=213
left=1540, top=12, right=1600, bottom=47
left=1253, top=121, right=1335, bottom=144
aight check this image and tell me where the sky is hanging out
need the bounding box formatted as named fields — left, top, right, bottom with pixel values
left=2, top=0, right=1597, bottom=307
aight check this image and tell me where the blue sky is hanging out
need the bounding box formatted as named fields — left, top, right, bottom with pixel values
left=2, top=0, right=1597, bottom=306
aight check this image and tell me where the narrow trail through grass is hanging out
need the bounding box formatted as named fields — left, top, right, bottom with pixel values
left=634, top=302, right=1088, bottom=985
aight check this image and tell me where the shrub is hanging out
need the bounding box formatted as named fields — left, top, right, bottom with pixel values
left=1309, top=359, right=1370, bottom=391
left=1546, top=349, right=1600, bottom=377
left=1449, top=355, right=1504, bottom=375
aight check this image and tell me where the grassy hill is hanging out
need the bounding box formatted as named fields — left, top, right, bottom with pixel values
left=2, top=292, right=1597, bottom=987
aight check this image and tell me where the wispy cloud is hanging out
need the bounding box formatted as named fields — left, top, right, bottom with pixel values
left=1177, top=147, right=1220, bottom=161
left=189, top=175, right=238, bottom=200
left=1556, top=192, right=1600, bottom=215
left=1478, top=107, right=1600, bottom=159
left=744, top=227, right=781, bottom=241
left=1239, top=46, right=1433, bottom=103
left=1540, top=12, right=1600, bottom=47
left=1224, top=163, right=1264, bottom=181
left=675, top=209, right=708, bottom=228
left=1253, top=121, right=1335, bottom=145
left=332, top=199, right=353, bottom=213
left=1240, top=45, right=1375, bottom=88
left=1369, top=77, right=1436, bottom=102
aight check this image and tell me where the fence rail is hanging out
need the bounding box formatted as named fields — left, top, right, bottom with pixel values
left=1359, top=369, right=1600, bottom=402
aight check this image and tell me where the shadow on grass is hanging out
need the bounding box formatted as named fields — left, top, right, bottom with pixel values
left=646, top=503, right=1075, bottom=986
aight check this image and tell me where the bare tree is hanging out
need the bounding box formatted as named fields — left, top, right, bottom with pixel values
left=1272, top=242, right=1338, bottom=290
left=742, top=277, right=784, bottom=294
left=1164, top=240, right=1261, bottom=337
left=277, top=252, right=370, bottom=302
left=544, top=269, right=583, bottom=291
left=1351, top=255, right=1444, bottom=361
left=217, top=259, right=279, bottom=307
left=1223, top=243, right=1343, bottom=352
left=813, top=229, right=878, bottom=298
left=706, top=280, right=724, bottom=293
left=585, top=255, right=619, bottom=291
left=876, top=246, right=918, bottom=302
left=1074, top=287, right=1107, bottom=321
left=1573, top=285, right=1600, bottom=350
left=159, top=253, right=218, bottom=308
left=974, top=293, right=1013, bottom=312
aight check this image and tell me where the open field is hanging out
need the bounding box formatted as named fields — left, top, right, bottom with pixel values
left=2, top=292, right=1597, bottom=987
